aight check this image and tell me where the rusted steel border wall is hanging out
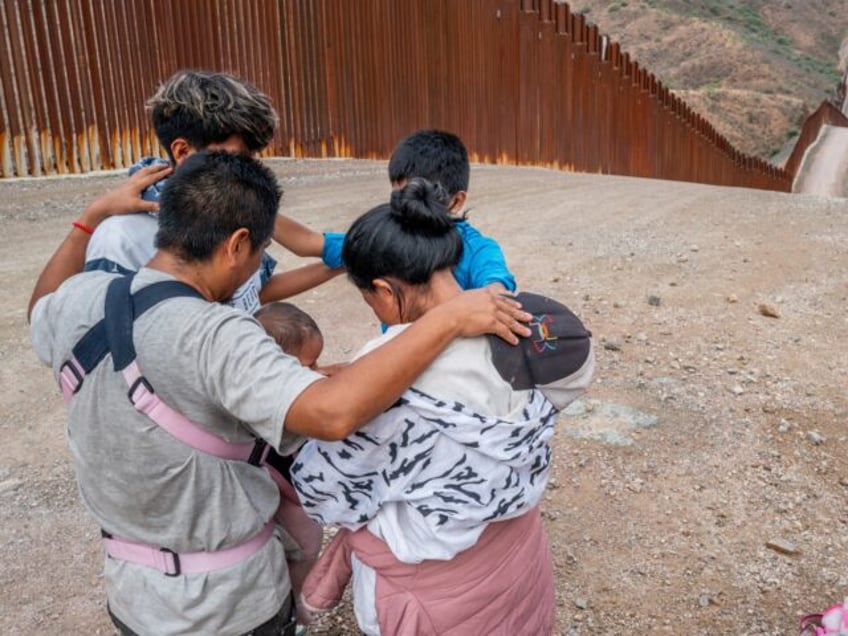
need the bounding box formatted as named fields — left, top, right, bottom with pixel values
left=782, top=100, right=848, bottom=179
left=0, top=0, right=808, bottom=190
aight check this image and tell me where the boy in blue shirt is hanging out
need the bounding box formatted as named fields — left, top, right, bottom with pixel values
left=282, top=129, right=517, bottom=295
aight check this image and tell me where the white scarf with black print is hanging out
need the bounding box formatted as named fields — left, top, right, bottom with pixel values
left=291, top=386, right=558, bottom=562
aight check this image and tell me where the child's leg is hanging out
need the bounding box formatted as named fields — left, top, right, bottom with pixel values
left=271, top=469, right=324, bottom=625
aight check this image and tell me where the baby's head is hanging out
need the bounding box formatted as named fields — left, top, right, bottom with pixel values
left=255, top=302, right=323, bottom=368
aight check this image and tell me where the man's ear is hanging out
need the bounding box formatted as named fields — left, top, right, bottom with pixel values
left=224, top=228, right=251, bottom=263
left=170, top=138, right=194, bottom=165
left=449, top=191, right=467, bottom=215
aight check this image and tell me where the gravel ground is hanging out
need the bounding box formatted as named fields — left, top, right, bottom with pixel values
left=1, top=158, right=846, bottom=634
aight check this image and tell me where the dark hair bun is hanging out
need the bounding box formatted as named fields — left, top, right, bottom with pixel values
left=389, top=177, right=452, bottom=235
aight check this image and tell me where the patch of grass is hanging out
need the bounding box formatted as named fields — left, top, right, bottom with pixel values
left=793, top=53, right=840, bottom=83
left=691, top=0, right=841, bottom=86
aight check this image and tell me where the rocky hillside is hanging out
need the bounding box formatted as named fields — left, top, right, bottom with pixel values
left=568, top=0, right=848, bottom=160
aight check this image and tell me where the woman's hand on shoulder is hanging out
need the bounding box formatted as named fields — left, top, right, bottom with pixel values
left=438, top=288, right=531, bottom=344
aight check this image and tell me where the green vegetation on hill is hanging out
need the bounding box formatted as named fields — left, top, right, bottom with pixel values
left=569, top=0, right=848, bottom=159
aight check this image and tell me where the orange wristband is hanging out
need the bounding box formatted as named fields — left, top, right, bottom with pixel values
left=72, top=221, right=94, bottom=235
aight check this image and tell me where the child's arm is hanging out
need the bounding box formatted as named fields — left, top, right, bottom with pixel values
left=273, top=215, right=323, bottom=257
left=273, top=215, right=346, bottom=268
left=259, top=262, right=344, bottom=304
left=27, top=163, right=171, bottom=320
left=454, top=221, right=517, bottom=292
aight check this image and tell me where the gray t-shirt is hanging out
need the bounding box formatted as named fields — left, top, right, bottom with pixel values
left=31, top=267, right=323, bottom=635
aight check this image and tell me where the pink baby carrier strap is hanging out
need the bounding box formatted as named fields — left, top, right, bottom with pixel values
left=103, top=521, right=275, bottom=576
left=123, top=361, right=269, bottom=463
left=59, top=356, right=85, bottom=402
left=108, top=363, right=273, bottom=573
left=302, top=507, right=556, bottom=636
left=62, top=276, right=275, bottom=576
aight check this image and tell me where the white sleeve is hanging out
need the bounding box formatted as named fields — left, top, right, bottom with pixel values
left=29, top=294, right=56, bottom=368
left=85, top=215, right=157, bottom=271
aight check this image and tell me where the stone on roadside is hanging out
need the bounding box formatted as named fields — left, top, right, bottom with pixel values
left=806, top=431, right=824, bottom=445
left=604, top=339, right=622, bottom=351
left=0, top=478, right=23, bottom=495
left=765, top=539, right=798, bottom=556
left=647, top=295, right=662, bottom=306
left=575, top=598, right=589, bottom=610
left=758, top=303, right=780, bottom=318
left=726, top=294, right=738, bottom=304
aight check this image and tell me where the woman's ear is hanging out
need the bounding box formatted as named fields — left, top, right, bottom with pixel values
left=362, top=278, right=402, bottom=325
left=371, top=278, right=395, bottom=299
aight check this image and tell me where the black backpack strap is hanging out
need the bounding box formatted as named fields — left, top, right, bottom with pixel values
left=104, top=275, right=136, bottom=371
left=72, top=277, right=204, bottom=374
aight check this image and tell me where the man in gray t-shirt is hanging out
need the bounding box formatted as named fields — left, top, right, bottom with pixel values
left=28, top=152, right=530, bottom=635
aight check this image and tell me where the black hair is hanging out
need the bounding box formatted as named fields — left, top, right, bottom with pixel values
left=254, top=302, right=322, bottom=355
left=342, top=177, right=463, bottom=292
left=155, top=151, right=281, bottom=262
left=387, top=129, right=470, bottom=196
left=146, top=70, right=279, bottom=162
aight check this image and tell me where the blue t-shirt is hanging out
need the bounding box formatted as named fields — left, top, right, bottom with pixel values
left=321, top=219, right=516, bottom=292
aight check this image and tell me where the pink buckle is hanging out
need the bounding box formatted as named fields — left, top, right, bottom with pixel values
left=59, top=357, right=85, bottom=402
left=103, top=522, right=275, bottom=575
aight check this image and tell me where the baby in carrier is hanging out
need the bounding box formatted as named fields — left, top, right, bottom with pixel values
left=255, top=302, right=326, bottom=631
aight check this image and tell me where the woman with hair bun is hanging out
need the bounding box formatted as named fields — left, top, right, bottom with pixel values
left=291, top=178, right=593, bottom=635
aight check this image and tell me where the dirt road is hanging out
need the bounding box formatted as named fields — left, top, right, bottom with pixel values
left=1, top=159, right=847, bottom=635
